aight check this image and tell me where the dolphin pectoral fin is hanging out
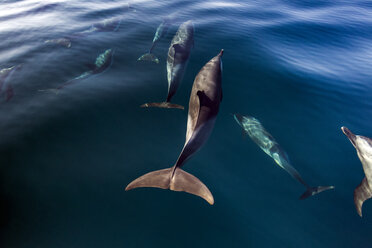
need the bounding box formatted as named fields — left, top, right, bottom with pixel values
left=126, top=167, right=214, bottom=205
left=299, top=185, right=335, bottom=200
left=354, top=177, right=372, bottom=217
left=140, top=102, right=184, bottom=110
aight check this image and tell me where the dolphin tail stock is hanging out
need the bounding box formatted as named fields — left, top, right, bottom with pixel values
left=125, top=167, right=214, bottom=205
left=137, top=52, right=159, bottom=64
left=140, top=101, right=184, bottom=110
left=299, top=185, right=335, bottom=200
left=354, top=177, right=372, bottom=217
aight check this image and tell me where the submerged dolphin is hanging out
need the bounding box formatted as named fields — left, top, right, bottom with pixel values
left=44, top=38, right=72, bottom=48
left=0, top=64, right=22, bottom=102
left=126, top=50, right=224, bottom=204
left=233, top=114, right=334, bottom=199
left=341, top=127, right=372, bottom=217
left=39, top=49, right=113, bottom=93
left=141, top=20, right=194, bottom=110
left=137, top=17, right=173, bottom=63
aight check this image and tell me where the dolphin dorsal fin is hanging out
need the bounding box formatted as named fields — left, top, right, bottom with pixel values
left=354, top=177, right=372, bottom=217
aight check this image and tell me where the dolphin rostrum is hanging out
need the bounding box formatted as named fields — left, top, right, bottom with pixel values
left=233, top=114, right=334, bottom=199
left=141, top=20, right=194, bottom=110
left=342, top=126, right=372, bottom=217
left=137, top=17, right=173, bottom=63
left=0, top=64, right=22, bottom=102
left=126, top=50, right=224, bottom=204
left=39, top=49, right=113, bottom=93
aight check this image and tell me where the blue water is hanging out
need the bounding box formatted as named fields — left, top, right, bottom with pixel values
left=1, top=0, right=372, bottom=247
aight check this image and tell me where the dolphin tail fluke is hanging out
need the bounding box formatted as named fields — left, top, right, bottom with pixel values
left=125, top=167, right=214, bottom=205
left=354, top=177, right=372, bottom=217
left=299, top=185, right=335, bottom=200
left=140, top=102, right=184, bottom=110
left=137, top=53, right=159, bottom=64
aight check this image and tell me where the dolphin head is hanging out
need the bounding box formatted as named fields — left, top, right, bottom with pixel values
left=341, top=126, right=357, bottom=147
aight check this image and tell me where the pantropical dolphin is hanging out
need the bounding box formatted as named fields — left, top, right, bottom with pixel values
left=39, top=49, right=113, bottom=93
left=141, top=20, right=194, bottom=110
left=44, top=38, right=72, bottom=48
left=137, top=17, right=173, bottom=63
left=126, top=50, right=224, bottom=204
left=341, top=126, right=372, bottom=217
left=0, top=64, right=22, bottom=102
left=233, top=114, right=334, bottom=199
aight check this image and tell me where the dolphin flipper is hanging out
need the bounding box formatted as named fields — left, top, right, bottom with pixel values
left=299, top=185, right=335, bottom=200
left=354, top=177, right=372, bottom=217
left=125, top=167, right=214, bottom=205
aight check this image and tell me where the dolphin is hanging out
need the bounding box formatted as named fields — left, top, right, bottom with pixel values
left=141, top=20, right=194, bottom=110
left=233, top=114, right=334, bottom=199
left=137, top=17, right=173, bottom=63
left=44, top=38, right=72, bottom=48
left=341, top=126, right=372, bottom=217
left=126, top=50, right=224, bottom=205
left=0, top=64, right=22, bottom=102
left=39, top=49, right=113, bottom=93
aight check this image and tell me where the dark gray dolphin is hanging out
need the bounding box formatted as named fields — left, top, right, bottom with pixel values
left=39, top=49, right=113, bottom=93
left=137, top=17, right=173, bottom=63
left=126, top=50, right=224, bottom=204
left=233, top=114, right=334, bottom=199
left=342, top=126, right=372, bottom=217
left=141, top=20, right=194, bottom=110
left=0, top=64, right=22, bottom=102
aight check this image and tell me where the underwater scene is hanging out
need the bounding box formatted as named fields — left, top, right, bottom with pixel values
left=1, top=0, right=372, bottom=247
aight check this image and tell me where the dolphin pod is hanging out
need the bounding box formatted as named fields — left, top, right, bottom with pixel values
left=341, top=127, right=372, bottom=217
left=39, top=48, right=113, bottom=93
left=126, top=50, right=224, bottom=204
left=233, top=114, right=334, bottom=199
left=141, top=20, right=194, bottom=110
left=137, top=17, right=173, bottom=63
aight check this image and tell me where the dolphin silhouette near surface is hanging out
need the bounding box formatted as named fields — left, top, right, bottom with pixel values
left=39, top=49, right=113, bottom=93
left=137, top=17, right=174, bottom=63
left=126, top=50, right=224, bottom=204
left=0, top=64, right=22, bottom=102
left=141, top=20, right=194, bottom=110
left=233, top=114, right=334, bottom=199
left=342, top=126, right=372, bottom=217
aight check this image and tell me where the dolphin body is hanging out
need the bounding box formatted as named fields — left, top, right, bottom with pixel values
left=137, top=17, right=173, bottom=63
left=233, top=114, right=334, bottom=199
left=39, top=49, right=113, bottom=93
left=126, top=50, right=224, bottom=204
left=342, top=126, right=372, bottom=217
left=0, top=64, right=22, bottom=102
left=141, top=20, right=194, bottom=110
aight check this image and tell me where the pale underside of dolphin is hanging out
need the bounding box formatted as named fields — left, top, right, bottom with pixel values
left=126, top=50, right=224, bottom=204
left=38, top=49, right=113, bottom=94
left=233, top=114, right=334, bottom=199
left=141, top=20, right=194, bottom=110
left=342, top=126, right=372, bottom=217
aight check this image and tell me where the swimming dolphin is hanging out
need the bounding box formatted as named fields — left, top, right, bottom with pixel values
left=137, top=17, right=173, bottom=63
left=141, top=20, right=194, bottom=110
left=341, top=126, right=372, bottom=217
left=44, top=38, right=72, bottom=48
left=39, top=49, right=113, bottom=93
left=126, top=50, right=224, bottom=204
left=0, top=64, right=22, bottom=102
left=233, top=114, right=334, bottom=199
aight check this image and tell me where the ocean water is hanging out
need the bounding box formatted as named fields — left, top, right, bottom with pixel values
left=1, top=0, right=372, bottom=247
